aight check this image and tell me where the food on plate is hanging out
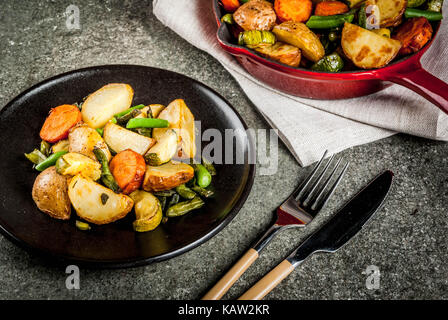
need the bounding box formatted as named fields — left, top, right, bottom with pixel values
left=219, top=0, right=443, bottom=70
left=25, top=84, right=217, bottom=232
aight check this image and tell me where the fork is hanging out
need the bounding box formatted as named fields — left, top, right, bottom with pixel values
left=202, top=151, right=349, bottom=300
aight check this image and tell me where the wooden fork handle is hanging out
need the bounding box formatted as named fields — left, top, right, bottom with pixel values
left=238, top=260, right=295, bottom=300
left=202, top=248, right=259, bottom=300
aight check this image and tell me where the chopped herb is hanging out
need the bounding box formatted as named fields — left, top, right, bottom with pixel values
left=100, top=193, right=109, bottom=205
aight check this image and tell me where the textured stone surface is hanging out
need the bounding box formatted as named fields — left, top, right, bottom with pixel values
left=0, top=0, right=447, bottom=300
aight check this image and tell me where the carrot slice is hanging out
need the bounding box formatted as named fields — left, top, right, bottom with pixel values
left=392, top=17, right=433, bottom=56
left=314, top=1, right=349, bottom=16
left=274, top=0, right=312, bottom=22
left=221, top=0, right=240, bottom=13
left=39, top=104, right=82, bottom=143
left=109, top=149, right=146, bottom=195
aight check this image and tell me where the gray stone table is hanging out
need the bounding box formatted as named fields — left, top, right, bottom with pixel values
left=0, top=0, right=447, bottom=299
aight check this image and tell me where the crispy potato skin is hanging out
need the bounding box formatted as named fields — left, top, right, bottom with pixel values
left=32, top=167, right=71, bottom=220
left=254, top=42, right=302, bottom=67
left=365, top=0, right=407, bottom=28
left=233, top=0, right=277, bottom=31
left=142, top=162, right=194, bottom=192
left=69, top=123, right=111, bottom=161
left=393, top=17, right=433, bottom=56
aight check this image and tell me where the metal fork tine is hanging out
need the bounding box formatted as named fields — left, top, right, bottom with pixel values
left=308, top=157, right=343, bottom=207
left=294, top=150, right=328, bottom=200
left=312, top=161, right=350, bottom=211
left=302, top=154, right=335, bottom=205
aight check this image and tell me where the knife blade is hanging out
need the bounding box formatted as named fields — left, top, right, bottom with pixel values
left=238, top=170, right=394, bottom=300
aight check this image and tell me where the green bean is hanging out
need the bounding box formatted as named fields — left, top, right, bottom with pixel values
left=93, top=147, right=120, bottom=193
left=221, top=13, right=234, bottom=24
left=175, top=184, right=196, bottom=200
left=126, top=118, right=169, bottom=129
left=194, top=164, right=212, bottom=188
left=76, top=220, right=91, bottom=231
left=134, top=127, right=152, bottom=137
left=116, top=109, right=141, bottom=126
left=96, top=128, right=104, bottom=136
left=157, top=196, right=167, bottom=213
left=191, top=185, right=214, bottom=198
left=306, top=14, right=354, bottom=29
left=166, top=196, right=204, bottom=218
left=408, top=0, right=427, bottom=7
left=113, top=104, right=145, bottom=118
left=167, top=193, right=180, bottom=209
left=24, top=149, right=47, bottom=165
left=201, top=157, right=217, bottom=176
left=404, top=8, right=443, bottom=20
left=40, top=141, right=51, bottom=157
left=35, top=151, right=68, bottom=172
left=153, top=190, right=176, bottom=197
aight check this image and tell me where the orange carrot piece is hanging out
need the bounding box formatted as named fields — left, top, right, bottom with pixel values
left=314, top=1, right=349, bottom=17
left=274, top=0, right=312, bottom=22
left=221, top=0, right=240, bottom=13
left=109, top=149, right=146, bottom=195
left=39, top=104, right=82, bottom=143
left=393, top=17, right=433, bottom=56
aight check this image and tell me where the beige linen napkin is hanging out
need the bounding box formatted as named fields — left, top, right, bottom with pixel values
left=153, top=0, right=448, bottom=166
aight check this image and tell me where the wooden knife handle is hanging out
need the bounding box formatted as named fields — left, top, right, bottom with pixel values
left=202, top=248, right=259, bottom=300
left=238, top=259, right=295, bottom=300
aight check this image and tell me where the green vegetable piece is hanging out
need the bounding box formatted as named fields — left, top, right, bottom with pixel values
left=408, top=0, right=427, bottom=7
left=76, top=220, right=91, bottom=231
left=100, top=193, right=109, bottom=205
left=201, top=157, right=217, bottom=176
left=157, top=196, right=167, bottom=212
left=191, top=185, right=214, bottom=198
left=153, top=190, right=176, bottom=197
left=93, top=147, right=120, bottom=193
left=427, top=0, right=443, bottom=12
left=40, top=141, right=51, bottom=157
left=194, top=164, right=212, bottom=188
left=113, top=104, right=145, bottom=118
left=238, top=30, right=276, bottom=46
left=134, top=127, right=152, bottom=137
left=110, top=117, right=117, bottom=124
left=96, top=128, right=104, bottom=136
left=175, top=184, right=197, bottom=200
left=25, top=149, right=47, bottom=165
left=311, top=52, right=345, bottom=73
left=167, top=193, right=180, bottom=209
left=404, top=8, right=443, bottom=20
left=166, top=196, right=204, bottom=218
left=126, top=118, right=169, bottom=129
left=358, top=3, right=367, bottom=29
left=306, top=13, right=354, bottom=29
left=35, top=151, right=68, bottom=172
left=221, top=13, right=234, bottom=24
left=328, top=31, right=340, bottom=42
left=116, top=109, right=142, bottom=126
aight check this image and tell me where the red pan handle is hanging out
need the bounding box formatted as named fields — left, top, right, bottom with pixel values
left=379, top=61, right=448, bottom=115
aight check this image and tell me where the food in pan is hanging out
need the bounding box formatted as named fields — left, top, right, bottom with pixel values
left=219, top=0, right=443, bottom=71
left=25, top=83, right=217, bottom=232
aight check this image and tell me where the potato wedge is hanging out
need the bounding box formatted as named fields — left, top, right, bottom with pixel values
left=254, top=42, right=301, bottom=67
left=103, top=122, right=155, bottom=155
left=365, top=0, right=407, bottom=28
left=69, top=124, right=112, bottom=162
left=55, top=152, right=101, bottom=181
left=341, top=23, right=401, bottom=69
left=145, top=129, right=178, bottom=166
left=68, top=174, right=134, bottom=225
left=152, top=99, right=182, bottom=143
left=142, top=161, right=194, bottom=192
left=52, top=139, right=70, bottom=153
left=149, top=104, right=165, bottom=118
left=272, top=22, right=325, bottom=62
left=233, top=0, right=277, bottom=31
left=130, top=190, right=163, bottom=232
left=32, top=167, right=71, bottom=220
left=81, top=83, right=134, bottom=129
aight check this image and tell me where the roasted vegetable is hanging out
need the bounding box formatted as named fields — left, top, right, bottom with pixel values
left=272, top=21, right=325, bottom=62
left=341, top=22, right=402, bottom=69
left=315, top=1, right=349, bottom=16
left=39, top=104, right=82, bottom=143
left=233, top=0, right=277, bottom=31
left=365, top=0, right=407, bottom=28
left=114, top=104, right=145, bottom=118
left=115, top=108, right=142, bottom=126
left=149, top=104, right=165, bottom=118
left=175, top=184, right=196, bottom=200
left=167, top=193, right=180, bottom=209
left=221, top=13, right=235, bottom=24
left=191, top=185, right=215, bottom=198
left=202, top=157, right=217, bottom=176
left=32, top=167, right=71, bottom=220
left=130, top=190, right=163, bottom=232
left=345, top=0, right=365, bottom=8
left=372, top=28, right=391, bottom=38
left=194, top=164, right=212, bottom=188
left=69, top=124, right=112, bottom=162
left=404, top=8, right=444, bottom=20
left=142, top=161, right=195, bottom=192
left=393, top=17, right=433, bottom=55
left=109, top=149, right=146, bottom=194
left=81, top=83, right=134, bottom=129
left=306, top=13, right=355, bottom=29
left=126, top=118, right=169, bottom=129
left=25, top=149, right=46, bottom=165
left=221, top=0, right=240, bottom=12
left=68, top=174, right=134, bottom=225
left=238, top=30, right=276, bottom=47
left=166, top=196, right=204, bottom=218
left=311, top=52, right=345, bottom=72
left=144, top=129, right=178, bottom=166
left=408, top=0, right=427, bottom=7
left=76, top=220, right=91, bottom=231
left=427, top=0, right=444, bottom=12
left=153, top=189, right=176, bottom=197
left=274, top=0, right=313, bottom=22
left=35, top=151, right=67, bottom=172
left=55, top=152, right=101, bottom=180
left=103, top=122, right=155, bottom=155
left=254, top=42, right=302, bottom=67
left=52, top=139, right=70, bottom=153
left=93, top=147, right=120, bottom=193
left=40, top=141, right=51, bottom=157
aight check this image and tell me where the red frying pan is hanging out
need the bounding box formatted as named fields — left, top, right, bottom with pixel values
left=212, top=1, right=448, bottom=114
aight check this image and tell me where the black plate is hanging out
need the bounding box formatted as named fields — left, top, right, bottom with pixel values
left=0, top=65, right=255, bottom=268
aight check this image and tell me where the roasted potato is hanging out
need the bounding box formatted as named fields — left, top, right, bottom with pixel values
left=68, top=174, right=134, bottom=225
left=149, top=104, right=165, bottom=118
left=51, top=139, right=70, bottom=153
left=55, top=152, right=101, bottom=181
left=392, top=17, right=433, bottom=56
left=142, top=161, right=194, bottom=192
left=341, top=22, right=402, bottom=69
left=32, top=167, right=71, bottom=220
left=69, top=124, right=112, bottom=162
left=365, top=0, right=407, bottom=28
left=130, top=190, right=163, bottom=232
left=272, top=21, right=325, bottom=62
left=233, top=0, right=277, bottom=31
left=145, top=129, right=178, bottom=166
left=254, top=42, right=302, bottom=67
left=81, top=83, right=134, bottom=129
left=103, top=122, right=155, bottom=155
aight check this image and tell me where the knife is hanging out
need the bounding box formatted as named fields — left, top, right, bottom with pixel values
left=238, top=170, right=394, bottom=300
